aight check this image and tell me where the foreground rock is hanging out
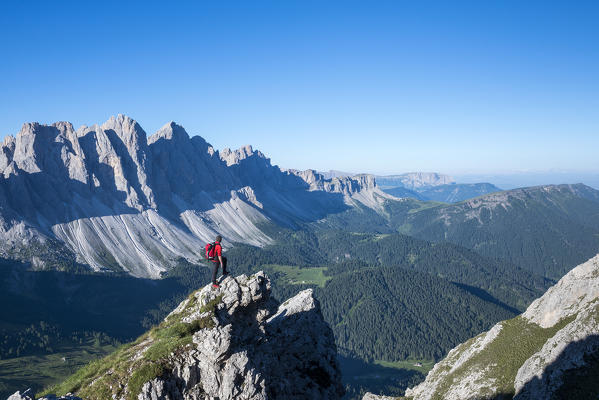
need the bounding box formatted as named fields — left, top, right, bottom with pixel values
left=393, top=254, right=599, bottom=400
left=8, top=390, right=80, bottom=400
left=32, top=272, right=343, bottom=400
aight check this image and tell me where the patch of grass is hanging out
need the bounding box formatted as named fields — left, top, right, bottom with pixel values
left=263, top=264, right=332, bottom=287
left=406, top=201, right=445, bottom=214
left=432, top=315, right=576, bottom=399
left=374, top=359, right=435, bottom=374
left=127, top=363, right=166, bottom=400
left=200, top=294, right=223, bottom=314
left=40, top=339, right=142, bottom=398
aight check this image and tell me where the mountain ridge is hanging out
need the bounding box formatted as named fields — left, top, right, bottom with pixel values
left=385, top=183, right=599, bottom=278
left=0, top=115, right=391, bottom=278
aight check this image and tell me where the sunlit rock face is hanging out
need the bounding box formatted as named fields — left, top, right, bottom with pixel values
left=0, top=115, right=390, bottom=277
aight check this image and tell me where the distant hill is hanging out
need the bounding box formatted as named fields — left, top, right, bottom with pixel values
left=376, top=172, right=454, bottom=190
left=385, top=184, right=599, bottom=279
left=382, top=182, right=503, bottom=203
left=418, top=182, right=502, bottom=202
left=376, top=172, right=502, bottom=203
left=319, top=169, right=355, bottom=179
left=229, top=229, right=551, bottom=362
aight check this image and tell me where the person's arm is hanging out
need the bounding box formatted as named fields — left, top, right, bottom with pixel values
left=217, top=243, right=223, bottom=264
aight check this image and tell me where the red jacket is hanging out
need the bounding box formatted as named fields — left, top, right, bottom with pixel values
left=212, top=242, right=222, bottom=262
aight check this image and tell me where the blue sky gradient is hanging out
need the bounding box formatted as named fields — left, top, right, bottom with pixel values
left=1, top=1, right=597, bottom=179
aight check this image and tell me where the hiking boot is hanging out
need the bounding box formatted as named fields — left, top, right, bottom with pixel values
left=212, top=283, right=220, bottom=289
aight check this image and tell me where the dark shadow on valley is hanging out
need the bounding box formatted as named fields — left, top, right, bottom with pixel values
left=337, top=354, right=426, bottom=399
left=452, top=282, right=521, bottom=315
left=0, top=258, right=210, bottom=340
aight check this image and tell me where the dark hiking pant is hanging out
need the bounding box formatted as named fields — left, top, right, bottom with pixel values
left=212, top=257, right=227, bottom=284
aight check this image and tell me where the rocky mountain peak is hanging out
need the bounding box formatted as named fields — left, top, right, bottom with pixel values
left=7, top=121, right=85, bottom=179
left=220, top=144, right=266, bottom=166
left=31, top=272, right=344, bottom=400
left=100, top=114, right=147, bottom=151
left=148, top=121, right=191, bottom=145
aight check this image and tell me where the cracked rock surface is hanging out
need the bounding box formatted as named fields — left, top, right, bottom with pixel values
left=141, top=271, right=344, bottom=399
left=21, top=271, right=343, bottom=400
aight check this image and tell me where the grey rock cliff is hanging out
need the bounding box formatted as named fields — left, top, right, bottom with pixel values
left=0, top=115, right=388, bottom=277
left=33, top=272, right=344, bottom=400
left=141, top=272, right=344, bottom=399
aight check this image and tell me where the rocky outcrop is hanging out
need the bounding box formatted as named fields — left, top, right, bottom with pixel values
left=361, top=392, right=395, bottom=400
left=35, top=272, right=344, bottom=400
left=8, top=389, right=80, bottom=400
left=0, top=115, right=389, bottom=277
left=399, top=253, right=599, bottom=400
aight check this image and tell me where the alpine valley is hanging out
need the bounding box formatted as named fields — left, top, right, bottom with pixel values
left=2, top=116, right=599, bottom=399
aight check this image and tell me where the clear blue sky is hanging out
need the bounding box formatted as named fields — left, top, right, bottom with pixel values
left=1, top=0, right=597, bottom=177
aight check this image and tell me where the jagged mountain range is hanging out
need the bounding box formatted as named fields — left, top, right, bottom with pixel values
left=0, top=115, right=392, bottom=278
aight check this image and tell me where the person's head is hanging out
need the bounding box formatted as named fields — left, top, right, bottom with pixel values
left=215, top=235, right=222, bottom=243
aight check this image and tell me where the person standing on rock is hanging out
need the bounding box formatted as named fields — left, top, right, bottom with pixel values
left=209, top=235, right=228, bottom=288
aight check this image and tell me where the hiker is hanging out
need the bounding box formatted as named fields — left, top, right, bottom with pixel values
left=208, top=235, right=228, bottom=288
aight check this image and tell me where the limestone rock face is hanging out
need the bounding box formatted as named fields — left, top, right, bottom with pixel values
left=399, top=253, right=599, bottom=400
left=0, top=115, right=387, bottom=277
left=34, top=272, right=343, bottom=400
left=141, top=272, right=344, bottom=399
left=522, top=254, right=599, bottom=328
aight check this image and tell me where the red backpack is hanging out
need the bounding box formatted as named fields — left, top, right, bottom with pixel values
left=205, top=242, right=217, bottom=260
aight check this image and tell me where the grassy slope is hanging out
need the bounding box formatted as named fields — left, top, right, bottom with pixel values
left=417, top=315, right=576, bottom=400
left=39, top=291, right=221, bottom=399
left=262, top=264, right=332, bottom=287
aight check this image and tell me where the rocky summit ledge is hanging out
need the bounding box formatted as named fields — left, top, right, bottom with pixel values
left=17, top=271, right=343, bottom=400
